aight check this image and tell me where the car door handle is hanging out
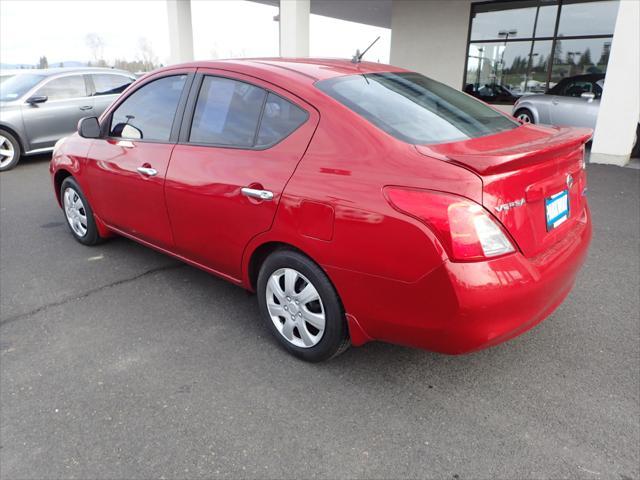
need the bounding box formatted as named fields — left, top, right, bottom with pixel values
left=552, top=97, right=560, bottom=105
left=241, top=187, right=274, bottom=201
left=79, top=105, right=93, bottom=111
left=137, top=167, right=158, bottom=177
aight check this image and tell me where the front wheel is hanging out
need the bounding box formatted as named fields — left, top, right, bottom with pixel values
left=0, top=130, right=21, bottom=172
left=60, top=177, right=103, bottom=246
left=514, top=108, right=535, bottom=124
left=257, top=249, right=350, bottom=362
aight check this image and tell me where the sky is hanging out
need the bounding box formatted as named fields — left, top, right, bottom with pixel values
left=0, top=0, right=391, bottom=67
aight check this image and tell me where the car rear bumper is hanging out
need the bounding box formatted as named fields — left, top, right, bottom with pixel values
left=328, top=206, right=592, bottom=354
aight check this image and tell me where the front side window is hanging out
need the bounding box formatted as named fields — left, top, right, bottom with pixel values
left=190, top=77, right=266, bottom=147
left=92, top=74, right=134, bottom=96
left=110, top=75, right=187, bottom=142
left=317, top=72, right=517, bottom=145
left=37, top=75, right=87, bottom=100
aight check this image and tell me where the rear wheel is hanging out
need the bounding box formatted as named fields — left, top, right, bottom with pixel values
left=257, top=249, right=350, bottom=362
left=515, top=109, right=534, bottom=124
left=0, top=130, right=21, bottom=172
left=60, top=177, right=102, bottom=246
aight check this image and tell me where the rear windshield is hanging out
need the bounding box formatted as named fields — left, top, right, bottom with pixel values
left=316, top=72, right=518, bottom=145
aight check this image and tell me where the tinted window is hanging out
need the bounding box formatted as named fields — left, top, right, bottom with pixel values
left=92, top=74, right=134, bottom=96
left=0, top=74, right=45, bottom=101
left=190, top=76, right=266, bottom=147
left=256, top=93, right=307, bottom=147
left=37, top=75, right=87, bottom=100
left=110, top=75, right=186, bottom=142
left=317, top=72, right=518, bottom=145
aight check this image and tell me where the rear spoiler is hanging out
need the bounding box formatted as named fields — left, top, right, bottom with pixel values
left=416, top=125, right=592, bottom=175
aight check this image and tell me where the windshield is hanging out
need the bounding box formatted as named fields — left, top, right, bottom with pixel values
left=316, top=72, right=518, bottom=145
left=0, top=74, right=46, bottom=102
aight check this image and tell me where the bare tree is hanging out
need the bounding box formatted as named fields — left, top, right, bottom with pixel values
left=85, top=33, right=105, bottom=63
left=137, top=37, right=158, bottom=71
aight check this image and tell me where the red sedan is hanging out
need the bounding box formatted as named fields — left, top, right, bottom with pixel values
left=50, top=59, right=592, bottom=362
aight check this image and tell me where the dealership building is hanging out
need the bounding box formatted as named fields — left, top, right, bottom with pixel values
left=166, top=0, right=639, bottom=165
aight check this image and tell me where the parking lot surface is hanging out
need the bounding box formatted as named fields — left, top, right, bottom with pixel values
left=1, top=155, right=638, bottom=480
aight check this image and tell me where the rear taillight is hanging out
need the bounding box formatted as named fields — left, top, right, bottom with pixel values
left=384, top=187, right=515, bottom=261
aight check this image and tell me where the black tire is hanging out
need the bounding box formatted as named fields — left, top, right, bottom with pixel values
left=514, top=108, right=535, bottom=124
left=257, top=249, right=350, bottom=362
left=60, top=177, right=102, bottom=246
left=0, top=129, right=21, bottom=172
left=631, top=124, right=640, bottom=158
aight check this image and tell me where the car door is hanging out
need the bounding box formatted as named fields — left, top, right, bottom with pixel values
left=164, top=70, right=319, bottom=280
left=22, top=73, right=94, bottom=150
left=549, top=79, right=600, bottom=128
left=89, top=72, right=136, bottom=117
left=83, top=71, right=193, bottom=249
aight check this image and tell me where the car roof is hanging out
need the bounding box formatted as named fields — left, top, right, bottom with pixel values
left=158, top=58, right=407, bottom=83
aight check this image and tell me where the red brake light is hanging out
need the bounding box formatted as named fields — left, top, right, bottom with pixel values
left=384, top=187, right=515, bottom=261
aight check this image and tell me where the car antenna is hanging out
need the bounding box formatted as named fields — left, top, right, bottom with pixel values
left=351, top=36, right=380, bottom=64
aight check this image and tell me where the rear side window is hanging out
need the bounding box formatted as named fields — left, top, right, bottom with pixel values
left=92, top=74, right=134, bottom=96
left=110, top=75, right=186, bottom=142
left=37, top=75, right=87, bottom=100
left=316, top=72, right=517, bottom=145
left=190, top=77, right=266, bottom=147
left=256, top=93, right=308, bottom=147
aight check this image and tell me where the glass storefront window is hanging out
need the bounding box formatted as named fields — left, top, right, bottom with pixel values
left=465, top=0, right=618, bottom=104
left=549, top=38, right=613, bottom=87
left=471, top=1, right=539, bottom=41
left=558, top=0, right=619, bottom=36
left=534, top=2, right=559, bottom=37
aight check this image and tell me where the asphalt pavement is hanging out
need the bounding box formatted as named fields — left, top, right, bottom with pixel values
left=1, top=154, right=638, bottom=480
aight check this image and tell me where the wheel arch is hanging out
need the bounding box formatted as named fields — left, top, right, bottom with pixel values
left=0, top=123, right=26, bottom=154
left=53, top=169, right=74, bottom=206
left=246, top=241, right=310, bottom=292
left=514, top=104, right=539, bottom=124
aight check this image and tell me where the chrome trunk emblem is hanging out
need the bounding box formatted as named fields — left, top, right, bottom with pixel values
left=566, top=174, right=574, bottom=188
left=495, top=198, right=525, bottom=212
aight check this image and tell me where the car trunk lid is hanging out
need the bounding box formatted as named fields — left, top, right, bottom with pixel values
left=416, top=124, right=592, bottom=258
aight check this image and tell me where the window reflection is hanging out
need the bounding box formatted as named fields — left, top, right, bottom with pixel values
left=549, top=38, right=612, bottom=87
left=465, top=0, right=619, bottom=103
left=471, top=1, right=539, bottom=41
left=558, top=0, right=619, bottom=36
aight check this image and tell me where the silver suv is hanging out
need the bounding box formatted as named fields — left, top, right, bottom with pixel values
left=0, top=67, right=136, bottom=171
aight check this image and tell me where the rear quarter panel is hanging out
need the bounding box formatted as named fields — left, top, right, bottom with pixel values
left=243, top=98, right=483, bottom=316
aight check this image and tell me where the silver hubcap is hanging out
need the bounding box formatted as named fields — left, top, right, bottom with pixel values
left=0, top=134, right=15, bottom=168
left=517, top=112, right=532, bottom=123
left=63, top=187, right=88, bottom=237
left=265, top=268, right=326, bottom=348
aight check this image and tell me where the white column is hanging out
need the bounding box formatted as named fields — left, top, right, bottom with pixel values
left=166, top=0, right=194, bottom=65
left=590, top=0, right=640, bottom=165
left=279, top=0, right=310, bottom=58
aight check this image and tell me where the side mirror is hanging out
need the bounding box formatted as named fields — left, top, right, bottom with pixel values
left=78, top=116, right=101, bottom=139
left=26, top=95, right=48, bottom=105
left=581, top=92, right=596, bottom=102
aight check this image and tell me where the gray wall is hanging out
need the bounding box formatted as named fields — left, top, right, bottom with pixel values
left=390, top=0, right=473, bottom=89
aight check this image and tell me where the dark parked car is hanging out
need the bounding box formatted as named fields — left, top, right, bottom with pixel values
left=464, top=83, right=520, bottom=104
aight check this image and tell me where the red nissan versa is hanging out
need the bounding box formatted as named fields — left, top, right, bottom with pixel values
left=50, top=59, right=592, bottom=362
